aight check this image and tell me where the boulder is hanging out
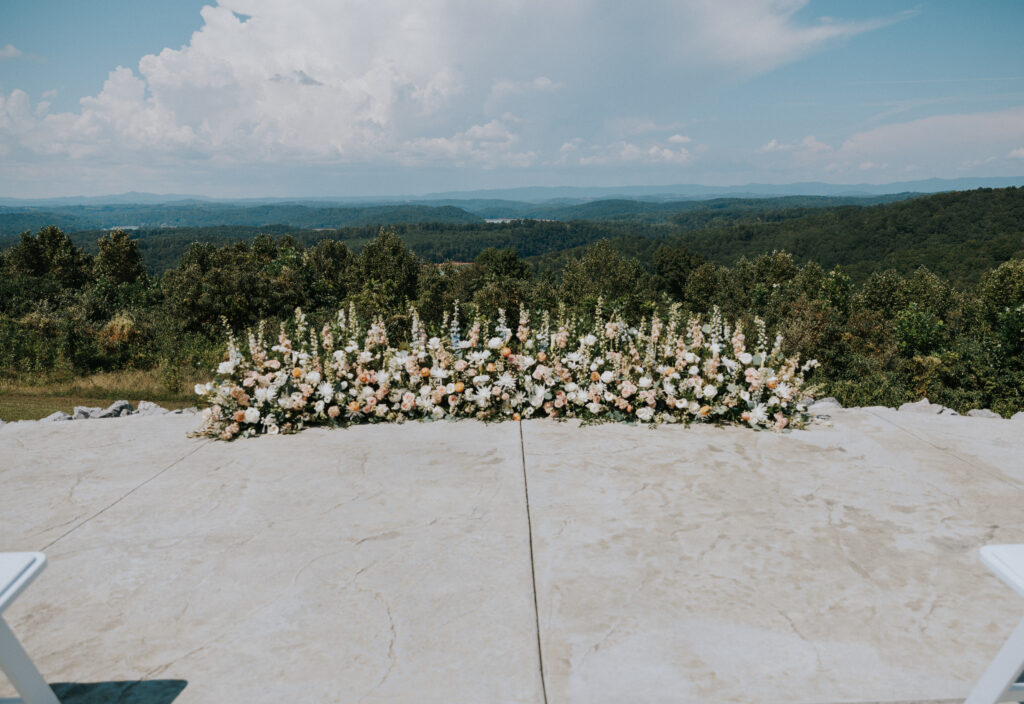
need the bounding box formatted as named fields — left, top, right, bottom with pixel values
left=898, top=398, right=958, bottom=416
left=73, top=406, right=104, bottom=420
left=808, top=397, right=841, bottom=413
left=97, top=400, right=134, bottom=418
left=136, top=401, right=169, bottom=416
left=41, top=411, right=72, bottom=422
left=967, top=408, right=1001, bottom=419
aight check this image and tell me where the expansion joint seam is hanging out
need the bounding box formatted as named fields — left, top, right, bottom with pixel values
left=519, top=421, right=550, bottom=704
left=41, top=440, right=212, bottom=552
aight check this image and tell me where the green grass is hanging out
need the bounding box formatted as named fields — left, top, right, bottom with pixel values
left=0, top=370, right=205, bottom=421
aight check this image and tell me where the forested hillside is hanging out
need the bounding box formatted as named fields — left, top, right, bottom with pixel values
left=3, top=187, right=1018, bottom=285
left=1, top=188, right=1023, bottom=417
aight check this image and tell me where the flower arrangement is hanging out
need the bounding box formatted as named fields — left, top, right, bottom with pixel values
left=192, top=302, right=818, bottom=440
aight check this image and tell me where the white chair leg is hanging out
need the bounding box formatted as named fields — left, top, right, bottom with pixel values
left=966, top=615, right=1024, bottom=704
left=0, top=617, right=59, bottom=704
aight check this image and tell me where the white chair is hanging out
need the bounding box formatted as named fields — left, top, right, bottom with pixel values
left=0, top=553, right=59, bottom=704
left=966, top=545, right=1024, bottom=704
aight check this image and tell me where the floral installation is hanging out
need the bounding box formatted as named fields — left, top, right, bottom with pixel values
left=191, top=302, right=818, bottom=440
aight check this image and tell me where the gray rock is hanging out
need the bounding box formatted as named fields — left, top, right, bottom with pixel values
left=179, top=406, right=200, bottom=416
left=73, top=405, right=104, bottom=420
left=97, top=400, right=134, bottom=418
left=808, top=397, right=841, bottom=413
left=41, top=411, right=72, bottom=422
left=898, top=398, right=958, bottom=415
left=136, top=401, right=169, bottom=416
left=967, top=408, right=1001, bottom=419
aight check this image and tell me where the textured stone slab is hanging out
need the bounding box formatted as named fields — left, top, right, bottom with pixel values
left=0, top=418, right=543, bottom=703
left=520, top=410, right=1024, bottom=704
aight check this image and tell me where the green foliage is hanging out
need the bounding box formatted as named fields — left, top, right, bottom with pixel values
left=1, top=199, right=1023, bottom=416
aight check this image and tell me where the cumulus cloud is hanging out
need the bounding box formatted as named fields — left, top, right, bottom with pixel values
left=0, top=0, right=900, bottom=178
left=578, top=140, right=691, bottom=166
left=764, top=107, right=1024, bottom=178
left=760, top=135, right=831, bottom=153
left=0, top=44, right=22, bottom=59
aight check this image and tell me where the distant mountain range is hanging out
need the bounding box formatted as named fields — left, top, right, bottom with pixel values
left=2, top=176, right=1022, bottom=208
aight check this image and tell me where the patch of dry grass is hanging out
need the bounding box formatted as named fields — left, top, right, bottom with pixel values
left=0, top=370, right=207, bottom=421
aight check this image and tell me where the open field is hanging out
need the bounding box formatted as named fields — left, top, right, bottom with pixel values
left=0, top=371, right=202, bottom=421
left=2, top=408, right=1022, bottom=703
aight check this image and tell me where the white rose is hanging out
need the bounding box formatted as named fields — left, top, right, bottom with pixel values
left=243, top=407, right=260, bottom=424
left=638, top=376, right=652, bottom=388
left=738, top=352, right=753, bottom=365
left=636, top=406, right=655, bottom=422
left=305, top=371, right=321, bottom=385
left=194, top=383, right=207, bottom=395
left=583, top=334, right=597, bottom=346
left=488, top=336, right=504, bottom=349
left=217, top=361, right=236, bottom=375
left=600, top=370, right=614, bottom=384
left=703, top=384, right=717, bottom=399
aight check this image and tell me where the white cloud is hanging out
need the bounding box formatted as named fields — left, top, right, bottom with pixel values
left=760, top=135, right=831, bottom=153
left=668, top=134, right=691, bottom=144
left=402, top=116, right=537, bottom=168
left=764, top=107, right=1024, bottom=179
left=675, top=1, right=911, bottom=75
left=579, top=140, right=691, bottom=166
left=0, top=44, right=22, bottom=59
left=0, top=0, right=900, bottom=172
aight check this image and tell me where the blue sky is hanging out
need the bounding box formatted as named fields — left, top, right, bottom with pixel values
left=1, top=0, right=1023, bottom=198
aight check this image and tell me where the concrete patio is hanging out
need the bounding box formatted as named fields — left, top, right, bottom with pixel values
left=1, top=407, right=1022, bottom=703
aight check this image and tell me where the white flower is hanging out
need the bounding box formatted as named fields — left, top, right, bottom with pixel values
left=194, top=383, right=207, bottom=395
left=600, top=370, right=614, bottom=384
left=317, top=382, right=334, bottom=399
left=488, top=336, right=504, bottom=349
left=583, top=334, right=597, bottom=346
left=358, top=351, right=373, bottom=363
left=333, top=350, right=346, bottom=362
left=243, top=407, right=260, bottom=424
left=749, top=404, right=768, bottom=425
left=604, top=391, right=616, bottom=402
left=702, top=384, right=718, bottom=399
left=218, top=360, right=236, bottom=375
left=636, top=406, right=654, bottom=422
left=519, top=355, right=536, bottom=369
left=564, top=382, right=579, bottom=392
left=467, top=350, right=491, bottom=366
left=497, top=373, right=517, bottom=389
left=254, top=387, right=269, bottom=404
left=586, top=401, right=603, bottom=413
left=472, top=374, right=491, bottom=387
left=710, top=343, right=721, bottom=355
left=530, top=386, right=546, bottom=407
left=432, top=406, right=446, bottom=418
left=427, top=337, right=441, bottom=349
left=267, top=424, right=280, bottom=435
left=305, top=370, right=321, bottom=385
left=776, top=382, right=792, bottom=400
left=314, top=400, right=325, bottom=414
left=638, top=376, right=652, bottom=388
left=738, top=352, right=753, bottom=365
left=689, top=365, right=699, bottom=376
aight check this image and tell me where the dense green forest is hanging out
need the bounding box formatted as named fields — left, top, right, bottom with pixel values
left=4, top=187, right=1020, bottom=285
left=1, top=187, right=1022, bottom=416
left=0, top=193, right=914, bottom=237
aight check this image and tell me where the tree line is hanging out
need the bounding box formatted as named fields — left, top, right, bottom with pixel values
left=1, top=223, right=1022, bottom=415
